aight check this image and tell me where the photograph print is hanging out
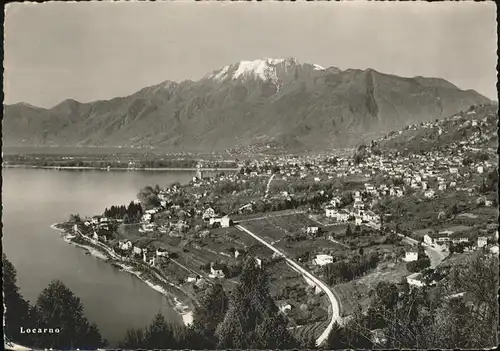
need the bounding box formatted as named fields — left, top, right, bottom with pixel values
left=2, top=1, right=499, bottom=350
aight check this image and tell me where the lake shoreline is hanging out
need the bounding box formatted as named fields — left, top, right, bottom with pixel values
left=50, top=223, right=195, bottom=327
left=3, top=164, right=238, bottom=172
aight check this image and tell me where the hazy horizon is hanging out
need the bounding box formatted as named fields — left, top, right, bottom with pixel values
left=4, top=1, right=497, bottom=108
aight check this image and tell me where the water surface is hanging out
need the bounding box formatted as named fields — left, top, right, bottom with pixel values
left=2, top=168, right=194, bottom=345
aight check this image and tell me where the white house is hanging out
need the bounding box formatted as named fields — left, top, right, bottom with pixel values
left=403, top=252, right=418, bottom=262
left=336, top=210, right=350, bottom=223
left=142, top=213, right=152, bottom=223
left=477, top=166, right=484, bottom=174
left=210, top=263, right=225, bottom=279
left=438, top=183, right=447, bottom=191
left=156, top=247, right=169, bottom=257
left=449, top=167, right=459, bottom=174
left=424, top=189, right=435, bottom=199
left=119, top=240, right=133, bottom=251
left=203, top=207, right=217, bottom=220
left=325, top=207, right=337, bottom=218
left=353, top=200, right=365, bottom=211
left=221, top=215, right=232, bottom=228
left=255, top=257, right=262, bottom=268
left=143, top=252, right=156, bottom=266
left=306, top=226, right=320, bottom=235
left=477, top=237, right=488, bottom=248
left=312, top=254, right=334, bottom=266
left=133, top=246, right=143, bottom=255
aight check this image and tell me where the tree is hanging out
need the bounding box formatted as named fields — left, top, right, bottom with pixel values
left=373, top=281, right=398, bottom=310
left=190, top=283, right=228, bottom=348
left=345, top=225, right=353, bottom=237
left=119, top=312, right=189, bottom=349
left=3, top=254, right=33, bottom=345
left=327, top=321, right=373, bottom=349
left=215, top=257, right=298, bottom=349
left=69, top=213, right=81, bottom=222
left=119, top=328, right=145, bottom=349
left=33, top=280, right=106, bottom=349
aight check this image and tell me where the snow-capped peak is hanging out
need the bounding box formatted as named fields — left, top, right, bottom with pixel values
left=205, top=57, right=327, bottom=83
left=232, top=58, right=285, bottom=80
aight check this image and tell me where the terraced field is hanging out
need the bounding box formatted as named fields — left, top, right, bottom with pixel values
left=242, top=213, right=319, bottom=243
left=290, top=321, right=329, bottom=341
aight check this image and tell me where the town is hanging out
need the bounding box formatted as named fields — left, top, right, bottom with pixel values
left=59, top=103, right=498, bottom=345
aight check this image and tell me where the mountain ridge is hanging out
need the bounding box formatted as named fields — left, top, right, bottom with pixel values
left=3, top=58, right=492, bottom=151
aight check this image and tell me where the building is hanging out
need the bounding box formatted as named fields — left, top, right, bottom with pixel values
left=477, top=166, right=484, bottom=174
left=362, top=210, right=379, bottom=223
left=353, top=200, right=365, bottom=211
left=156, top=247, right=169, bottom=257
left=221, top=215, right=232, bottom=228
left=119, top=240, right=133, bottom=251
left=477, top=237, right=488, bottom=248
left=404, top=252, right=418, bottom=262
left=424, top=233, right=450, bottom=248
left=203, top=207, right=217, bottom=220
left=306, top=226, right=320, bottom=235
left=210, top=263, right=225, bottom=279
left=325, top=207, right=337, bottom=218
left=424, top=189, right=435, bottom=198
left=312, top=254, right=334, bottom=266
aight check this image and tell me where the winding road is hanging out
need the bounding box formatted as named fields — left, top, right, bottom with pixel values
left=236, top=224, right=340, bottom=347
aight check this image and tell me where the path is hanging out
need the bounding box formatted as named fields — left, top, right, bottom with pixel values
left=264, top=174, right=276, bottom=198
left=236, top=224, right=341, bottom=347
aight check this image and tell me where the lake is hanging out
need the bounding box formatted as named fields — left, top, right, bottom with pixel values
left=1, top=167, right=196, bottom=345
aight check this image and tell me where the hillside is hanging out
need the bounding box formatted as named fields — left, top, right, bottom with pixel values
left=363, top=103, right=498, bottom=157
left=3, top=58, right=492, bottom=151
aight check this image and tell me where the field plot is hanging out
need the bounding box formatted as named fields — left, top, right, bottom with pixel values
left=276, top=238, right=345, bottom=260
left=290, top=321, right=329, bottom=341
left=233, top=209, right=303, bottom=222
left=242, top=213, right=319, bottom=243
left=197, top=235, right=246, bottom=260
left=173, top=246, right=224, bottom=273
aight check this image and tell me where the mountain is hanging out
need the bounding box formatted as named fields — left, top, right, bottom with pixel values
left=3, top=57, right=492, bottom=151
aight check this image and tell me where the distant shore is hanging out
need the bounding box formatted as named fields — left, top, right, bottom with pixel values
left=4, top=164, right=238, bottom=172
left=50, top=223, right=194, bottom=326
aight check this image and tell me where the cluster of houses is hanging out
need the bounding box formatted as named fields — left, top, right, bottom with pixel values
left=324, top=190, right=381, bottom=229
left=423, top=230, right=498, bottom=252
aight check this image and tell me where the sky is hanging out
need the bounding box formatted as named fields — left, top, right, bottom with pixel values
left=4, top=1, right=498, bottom=108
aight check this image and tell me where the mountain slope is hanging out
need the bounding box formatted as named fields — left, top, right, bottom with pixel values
left=367, top=103, right=498, bottom=156
left=3, top=58, right=492, bottom=151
